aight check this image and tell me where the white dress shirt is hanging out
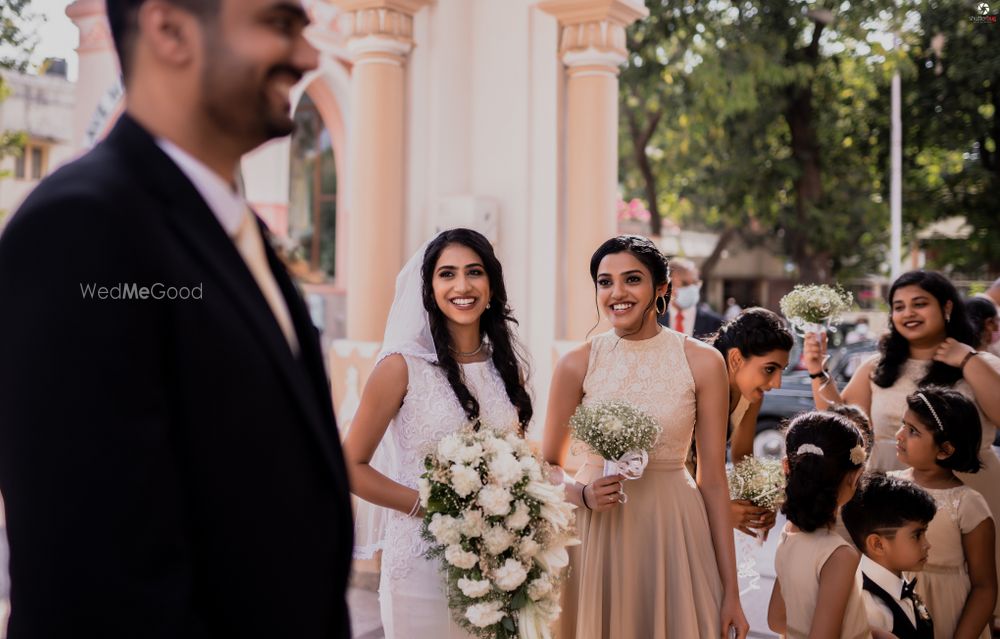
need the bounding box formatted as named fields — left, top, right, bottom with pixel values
left=858, top=554, right=917, bottom=631
left=156, top=139, right=299, bottom=353
left=672, top=305, right=698, bottom=336
left=156, top=139, right=245, bottom=236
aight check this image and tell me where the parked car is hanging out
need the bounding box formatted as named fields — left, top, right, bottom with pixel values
left=752, top=339, right=879, bottom=460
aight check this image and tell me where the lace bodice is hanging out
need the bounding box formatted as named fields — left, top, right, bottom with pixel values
left=380, top=355, right=519, bottom=582
left=580, top=329, right=696, bottom=463
left=891, top=469, right=993, bottom=573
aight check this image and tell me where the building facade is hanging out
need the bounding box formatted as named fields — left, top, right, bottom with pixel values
left=47, top=0, right=652, bottom=436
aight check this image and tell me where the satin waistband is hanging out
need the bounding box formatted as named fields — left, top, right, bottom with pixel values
left=787, top=627, right=868, bottom=639
left=921, top=563, right=966, bottom=576
left=581, top=454, right=686, bottom=472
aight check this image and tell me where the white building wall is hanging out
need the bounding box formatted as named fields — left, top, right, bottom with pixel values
left=405, top=0, right=562, bottom=438
left=0, top=71, right=77, bottom=217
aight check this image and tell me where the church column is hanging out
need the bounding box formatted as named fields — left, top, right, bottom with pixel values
left=328, top=0, right=431, bottom=341
left=66, top=0, right=123, bottom=150
left=539, top=0, right=647, bottom=340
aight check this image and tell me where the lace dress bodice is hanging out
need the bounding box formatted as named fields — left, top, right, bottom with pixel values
left=580, top=329, right=696, bottom=464
left=380, top=355, right=519, bottom=582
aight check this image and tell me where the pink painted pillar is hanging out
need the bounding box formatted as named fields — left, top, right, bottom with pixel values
left=67, top=0, right=123, bottom=151
left=329, top=0, right=431, bottom=342
left=539, top=0, right=648, bottom=340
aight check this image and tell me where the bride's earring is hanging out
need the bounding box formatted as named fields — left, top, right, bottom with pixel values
left=655, top=295, right=667, bottom=316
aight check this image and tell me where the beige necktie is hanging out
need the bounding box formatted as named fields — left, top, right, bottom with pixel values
left=233, top=208, right=300, bottom=354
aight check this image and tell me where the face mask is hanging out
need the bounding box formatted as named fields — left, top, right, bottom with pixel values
left=673, top=284, right=700, bottom=310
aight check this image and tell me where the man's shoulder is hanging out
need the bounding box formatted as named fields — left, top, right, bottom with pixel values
left=3, top=143, right=155, bottom=243
left=695, top=305, right=723, bottom=333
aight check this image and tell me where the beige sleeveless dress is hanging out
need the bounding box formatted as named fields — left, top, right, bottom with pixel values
left=560, top=329, right=724, bottom=638
left=774, top=526, right=871, bottom=639
left=868, top=352, right=1000, bottom=615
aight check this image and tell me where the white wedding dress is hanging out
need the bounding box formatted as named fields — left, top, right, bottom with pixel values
left=376, top=354, right=519, bottom=639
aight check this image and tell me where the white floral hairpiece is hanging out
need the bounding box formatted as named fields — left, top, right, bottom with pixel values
left=915, top=392, right=945, bottom=431
left=796, top=443, right=825, bottom=457
left=849, top=444, right=867, bottom=466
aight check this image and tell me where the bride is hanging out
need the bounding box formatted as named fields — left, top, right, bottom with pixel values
left=342, top=228, right=533, bottom=638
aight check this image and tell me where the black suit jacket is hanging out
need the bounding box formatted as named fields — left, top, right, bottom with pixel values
left=861, top=573, right=933, bottom=639
left=0, top=115, right=353, bottom=638
left=658, top=305, right=724, bottom=340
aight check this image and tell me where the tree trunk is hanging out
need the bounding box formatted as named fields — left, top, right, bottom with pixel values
left=783, top=22, right=827, bottom=282
left=699, top=227, right=737, bottom=293
left=625, top=103, right=663, bottom=236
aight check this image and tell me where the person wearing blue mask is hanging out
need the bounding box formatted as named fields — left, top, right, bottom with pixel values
left=658, top=257, right=723, bottom=340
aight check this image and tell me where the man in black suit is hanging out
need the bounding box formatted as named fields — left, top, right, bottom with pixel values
left=658, top=257, right=724, bottom=340
left=0, top=1, right=352, bottom=637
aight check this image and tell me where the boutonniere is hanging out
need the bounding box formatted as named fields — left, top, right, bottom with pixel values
left=912, top=592, right=931, bottom=622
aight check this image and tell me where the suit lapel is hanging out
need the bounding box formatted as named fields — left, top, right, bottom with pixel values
left=104, top=115, right=346, bottom=487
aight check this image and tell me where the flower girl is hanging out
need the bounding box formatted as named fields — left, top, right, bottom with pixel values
left=891, top=387, right=997, bottom=639
left=768, top=411, right=871, bottom=638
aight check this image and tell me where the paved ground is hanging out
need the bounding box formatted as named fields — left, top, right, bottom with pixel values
left=347, top=520, right=785, bottom=639
left=1, top=509, right=780, bottom=639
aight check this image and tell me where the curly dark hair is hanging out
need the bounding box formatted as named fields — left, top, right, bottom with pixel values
left=588, top=235, right=671, bottom=339
left=781, top=411, right=866, bottom=532
left=841, top=473, right=937, bottom=552
left=905, top=386, right=983, bottom=473
left=872, top=271, right=977, bottom=389
left=420, top=229, right=533, bottom=435
left=708, top=307, right=793, bottom=361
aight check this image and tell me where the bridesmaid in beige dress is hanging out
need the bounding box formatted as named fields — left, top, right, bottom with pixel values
left=543, top=236, right=748, bottom=639
left=805, top=270, right=1000, bottom=623
left=709, top=308, right=794, bottom=538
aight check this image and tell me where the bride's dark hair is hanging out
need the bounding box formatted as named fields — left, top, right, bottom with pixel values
left=588, top=235, right=671, bottom=338
left=871, top=270, right=976, bottom=389
left=421, top=229, right=533, bottom=434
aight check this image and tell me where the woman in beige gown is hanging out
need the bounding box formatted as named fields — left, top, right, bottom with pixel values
left=543, top=236, right=748, bottom=639
left=805, top=270, right=1000, bottom=621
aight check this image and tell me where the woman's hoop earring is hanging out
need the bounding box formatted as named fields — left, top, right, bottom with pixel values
left=655, top=295, right=667, bottom=316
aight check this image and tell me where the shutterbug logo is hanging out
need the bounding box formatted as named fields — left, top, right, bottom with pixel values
left=970, top=2, right=997, bottom=22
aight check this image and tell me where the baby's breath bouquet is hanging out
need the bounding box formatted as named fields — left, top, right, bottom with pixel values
left=569, top=401, right=662, bottom=482
left=779, top=284, right=854, bottom=335
left=728, top=457, right=784, bottom=512
left=419, top=423, right=578, bottom=639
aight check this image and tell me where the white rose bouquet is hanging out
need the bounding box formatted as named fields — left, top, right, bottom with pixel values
left=420, top=423, right=578, bottom=639
left=568, top=401, right=662, bottom=484
left=779, top=284, right=854, bottom=335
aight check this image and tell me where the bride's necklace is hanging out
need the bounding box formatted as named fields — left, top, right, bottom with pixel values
left=449, top=341, right=485, bottom=357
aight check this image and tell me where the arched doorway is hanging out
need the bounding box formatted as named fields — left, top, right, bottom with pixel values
left=288, top=92, right=337, bottom=284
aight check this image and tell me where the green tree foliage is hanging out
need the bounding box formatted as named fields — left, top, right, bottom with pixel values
left=0, top=0, right=38, bottom=217
left=619, top=1, right=915, bottom=283
left=902, top=1, right=1000, bottom=275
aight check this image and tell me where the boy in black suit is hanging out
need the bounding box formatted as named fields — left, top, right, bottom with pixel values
left=842, top=474, right=937, bottom=639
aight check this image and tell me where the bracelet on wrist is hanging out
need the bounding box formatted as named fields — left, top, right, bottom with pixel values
left=959, top=350, right=980, bottom=371
left=581, top=484, right=593, bottom=510
left=808, top=369, right=829, bottom=380
left=407, top=495, right=421, bottom=518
